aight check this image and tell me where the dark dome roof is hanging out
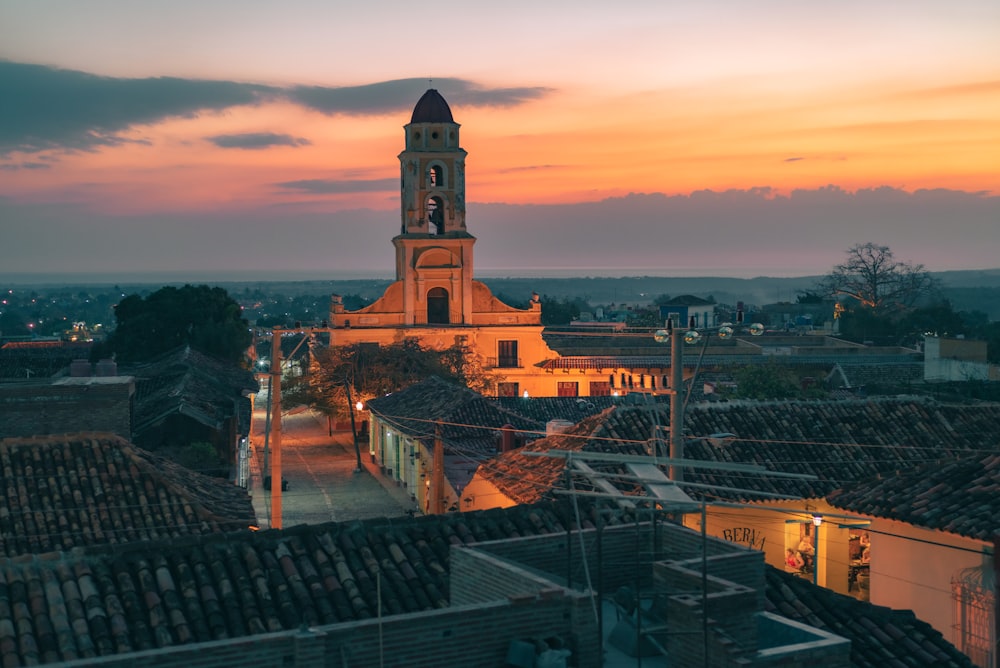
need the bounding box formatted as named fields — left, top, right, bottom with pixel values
left=410, top=89, right=454, bottom=123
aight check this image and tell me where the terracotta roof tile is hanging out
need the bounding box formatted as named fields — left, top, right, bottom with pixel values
left=827, top=452, right=1000, bottom=540
left=478, top=397, right=1000, bottom=505
left=0, top=433, right=255, bottom=557
left=128, top=346, right=258, bottom=436
left=764, top=566, right=972, bottom=667
left=0, top=501, right=973, bottom=666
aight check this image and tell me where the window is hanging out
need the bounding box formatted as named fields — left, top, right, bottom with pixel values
left=557, top=382, right=579, bottom=397
left=952, top=572, right=995, bottom=668
left=498, top=340, right=519, bottom=368
left=428, top=165, right=442, bottom=188
left=590, top=381, right=611, bottom=396
left=498, top=382, right=519, bottom=397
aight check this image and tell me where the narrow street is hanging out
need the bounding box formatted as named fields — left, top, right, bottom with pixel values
left=248, top=389, right=417, bottom=529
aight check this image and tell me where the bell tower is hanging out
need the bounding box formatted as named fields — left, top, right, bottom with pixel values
left=394, top=89, right=475, bottom=325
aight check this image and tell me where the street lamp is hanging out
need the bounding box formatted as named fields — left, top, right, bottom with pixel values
left=652, top=305, right=764, bottom=481
left=812, top=514, right=823, bottom=585
left=343, top=381, right=363, bottom=473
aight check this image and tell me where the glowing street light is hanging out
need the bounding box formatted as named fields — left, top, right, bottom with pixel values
left=812, top=514, right=823, bottom=585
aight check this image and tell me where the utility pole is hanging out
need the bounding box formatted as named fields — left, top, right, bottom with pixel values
left=269, top=328, right=283, bottom=529
left=432, top=422, right=445, bottom=514
left=669, top=320, right=684, bottom=483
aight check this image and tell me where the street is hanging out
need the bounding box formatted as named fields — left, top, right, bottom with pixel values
left=249, top=390, right=417, bottom=529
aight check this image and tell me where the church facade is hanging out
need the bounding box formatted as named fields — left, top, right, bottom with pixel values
left=327, top=89, right=562, bottom=398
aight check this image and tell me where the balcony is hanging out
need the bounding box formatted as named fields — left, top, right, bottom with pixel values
left=486, top=357, right=522, bottom=369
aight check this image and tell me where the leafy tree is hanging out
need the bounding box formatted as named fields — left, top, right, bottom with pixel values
left=0, top=309, right=30, bottom=337
left=732, top=363, right=802, bottom=400
left=96, top=284, right=252, bottom=363
left=896, top=301, right=969, bottom=344
left=836, top=307, right=898, bottom=345
left=626, top=307, right=660, bottom=328
left=286, top=339, right=500, bottom=421
left=540, top=295, right=589, bottom=326
left=796, top=291, right=826, bottom=304
left=177, top=441, right=224, bottom=475
left=818, top=243, right=939, bottom=315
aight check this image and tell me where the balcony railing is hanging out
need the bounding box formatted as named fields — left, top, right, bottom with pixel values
left=487, top=357, right=522, bottom=369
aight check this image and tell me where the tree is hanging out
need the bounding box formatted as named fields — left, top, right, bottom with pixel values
left=286, top=339, right=500, bottom=422
left=540, top=295, right=588, bottom=326
left=795, top=291, right=826, bottom=304
left=96, top=284, right=252, bottom=364
left=732, top=363, right=800, bottom=400
left=818, top=243, right=939, bottom=314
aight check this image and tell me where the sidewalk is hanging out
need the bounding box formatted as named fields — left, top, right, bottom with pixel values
left=248, top=405, right=418, bottom=529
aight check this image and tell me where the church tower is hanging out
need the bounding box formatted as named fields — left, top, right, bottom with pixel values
left=394, top=89, right=475, bottom=325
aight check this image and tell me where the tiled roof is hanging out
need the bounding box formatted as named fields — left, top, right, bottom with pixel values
left=368, top=376, right=544, bottom=454
left=764, top=566, right=972, bottom=667
left=479, top=397, right=1000, bottom=504
left=480, top=409, right=649, bottom=504
left=0, top=341, right=93, bottom=379
left=129, top=346, right=258, bottom=436
left=826, top=452, right=1000, bottom=541
left=0, top=433, right=256, bottom=557
left=492, top=395, right=617, bottom=424
left=0, top=503, right=588, bottom=665
left=0, top=502, right=971, bottom=666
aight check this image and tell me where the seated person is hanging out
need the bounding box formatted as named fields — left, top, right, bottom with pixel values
left=860, top=545, right=871, bottom=564
left=785, top=548, right=805, bottom=572
left=797, top=536, right=815, bottom=571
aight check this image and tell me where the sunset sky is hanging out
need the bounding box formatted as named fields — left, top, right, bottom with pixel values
left=2, top=1, right=998, bottom=280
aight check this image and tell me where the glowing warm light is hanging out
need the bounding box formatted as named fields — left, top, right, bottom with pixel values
left=355, top=401, right=363, bottom=411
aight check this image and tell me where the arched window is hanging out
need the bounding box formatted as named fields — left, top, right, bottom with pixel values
left=428, top=165, right=442, bottom=188
left=427, top=287, right=449, bottom=324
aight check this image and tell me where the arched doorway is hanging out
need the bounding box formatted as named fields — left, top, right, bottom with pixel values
left=427, top=287, right=449, bottom=324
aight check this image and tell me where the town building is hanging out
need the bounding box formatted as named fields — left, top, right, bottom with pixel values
left=828, top=451, right=999, bottom=667
left=925, top=334, right=1000, bottom=382
left=325, top=89, right=560, bottom=398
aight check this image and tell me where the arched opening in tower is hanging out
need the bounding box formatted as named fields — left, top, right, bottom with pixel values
left=426, top=196, right=445, bottom=234
left=428, top=165, right=442, bottom=188
left=427, top=287, right=450, bottom=324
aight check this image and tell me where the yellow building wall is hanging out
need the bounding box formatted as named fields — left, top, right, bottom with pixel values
left=459, top=475, right=517, bottom=512
left=866, top=517, right=993, bottom=653
left=682, top=500, right=858, bottom=596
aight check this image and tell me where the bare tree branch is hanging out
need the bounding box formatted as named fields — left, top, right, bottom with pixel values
left=818, top=243, right=939, bottom=314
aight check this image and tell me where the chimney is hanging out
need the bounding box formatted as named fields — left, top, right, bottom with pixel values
left=70, top=359, right=93, bottom=377
left=500, top=424, right=517, bottom=453
left=95, top=359, right=118, bottom=376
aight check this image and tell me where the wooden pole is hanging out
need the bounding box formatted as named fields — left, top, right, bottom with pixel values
left=432, top=422, right=445, bottom=514
left=269, top=328, right=283, bottom=529
left=669, top=322, right=684, bottom=482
